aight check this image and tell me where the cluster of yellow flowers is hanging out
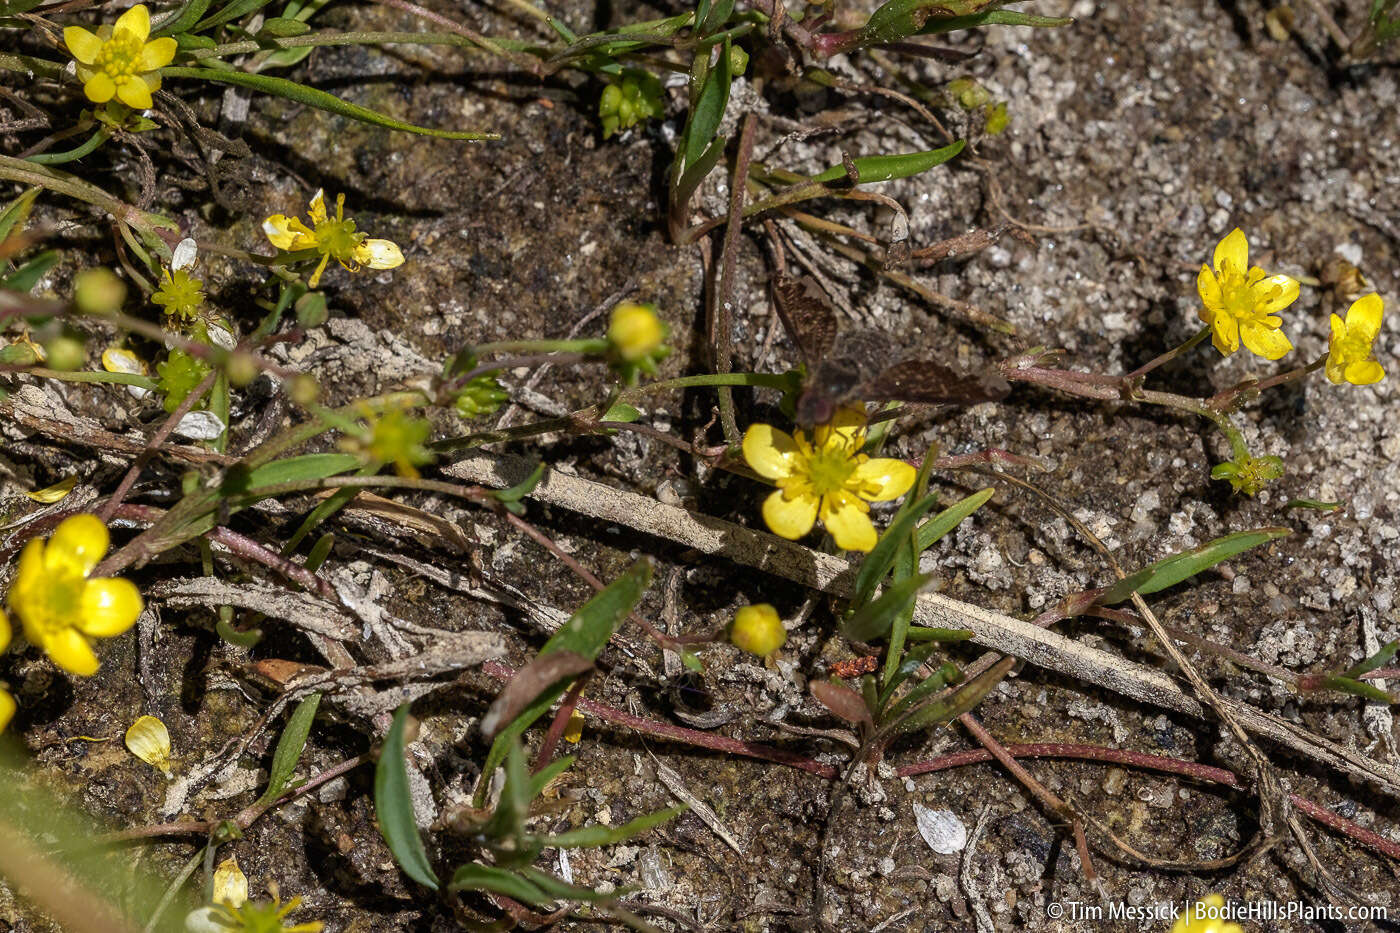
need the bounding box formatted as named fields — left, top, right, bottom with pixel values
left=1198, top=229, right=1385, bottom=384
left=1, top=514, right=143, bottom=732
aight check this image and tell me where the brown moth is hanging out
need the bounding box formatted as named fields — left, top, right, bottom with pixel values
left=771, top=275, right=1009, bottom=427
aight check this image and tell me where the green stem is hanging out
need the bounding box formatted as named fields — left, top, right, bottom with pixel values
left=0, top=155, right=178, bottom=243
left=23, top=128, right=112, bottom=166
left=471, top=337, right=609, bottom=355
left=0, top=366, right=158, bottom=390
left=1208, top=356, right=1326, bottom=413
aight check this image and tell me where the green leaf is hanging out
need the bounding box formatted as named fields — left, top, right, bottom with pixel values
left=481, top=740, right=532, bottom=842
left=527, top=754, right=576, bottom=801
left=0, top=188, right=39, bottom=246
left=231, top=453, right=362, bottom=494
left=1100, top=527, right=1292, bottom=605
left=1284, top=498, right=1342, bottom=512
left=698, top=0, right=734, bottom=35
left=153, top=0, right=213, bottom=35
left=448, top=864, right=550, bottom=903
left=843, top=572, right=936, bottom=643
left=810, top=140, right=965, bottom=185
left=904, top=626, right=973, bottom=642
left=851, top=0, right=1070, bottom=49
left=883, top=660, right=960, bottom=724
left=477, top=560, right=652, bottom=801
left=681, top=37, right=731, bottom=172
left=161, top=67, right=499, bottom=140
left=494, top=462, right=546, bottom=505
left=1342, top=640, right=1400, bottom=680
left=194, top=0, right=278, bottom=32
left=601, top=402, right=642, bottom=423
left=852, top=493, right=942, bottom=609
left=516, top=866, right=624, bottom=902
left=2, top=250, right=60, bottom=293
left=375, top=704, right=441, bottom=889
left=915, top=487, right=994, bottom=553
left=256, top=692, right=320, bottom=806
left=541, top=806, right=684, bottom=848
left=258, top=15, right=312, bottom=36
left=894, top=658, right=998, bottom=733
left=1321, top=675, right=1394, bottom=704
left=672, top=133, right=726, bottom=212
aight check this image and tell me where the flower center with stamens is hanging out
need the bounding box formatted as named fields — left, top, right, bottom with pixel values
left=314, top=217, right=363, bottom=263
left=94, top=28, right=143, bottom=80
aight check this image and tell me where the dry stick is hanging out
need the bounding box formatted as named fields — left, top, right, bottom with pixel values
left=711, top=112, right=759, bottom=445
left=443, top=449, right=1400, bottom=797
left=98, top=370, right=218, bottom=523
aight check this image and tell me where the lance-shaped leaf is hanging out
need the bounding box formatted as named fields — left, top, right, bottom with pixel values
left=255, top=692, right=321, bottom=806
left=375, top=704, right=440, bottom=889
left=1100, top=527, right=1291, bottom=605
left=810, top=679, right=874, bottom=728
left=540, top=805, right=685, bottom=848
left=843, top=572, right=937, bottom=643
left=811, top=141, right=965, bottom=185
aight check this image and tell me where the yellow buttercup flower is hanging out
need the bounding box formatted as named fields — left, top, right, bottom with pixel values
left=63, top=5, right=177, bottom=110
left=742, top=407, right=916, bottom=552
left=729, top=603, right=786, bottom=656
left=6, top=514, right=143, bottom=677
left=1170, top=894, right=1243, bottom=933
left=607, top=302, right=665, bottom=362
left=0, top=609, right=15, bottom=733
left=1196, top=228, right=1299, bottom=360
left=262, top=190, right=403, bottom=288
left=1326, top=292, right=1386, bottom=385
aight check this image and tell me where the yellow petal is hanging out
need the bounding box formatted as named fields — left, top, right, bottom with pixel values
left=1196, top=264, right=1222, bottom=310
left=1208, top=314, right=1240, bottom=356
left=761, top=489, right=818, bottom=540
left=1213, top=228, right=1248, bottom=274
left=116, top=76, right=154, bottom=110
left=743, top=424, right=799, bottom=480
left=1345, top=293, right=1384, bottom=342
left=11, top=538, right=45, bottom=608
left=0, top=607, right=10, bottom=654
left=0, top=688, right=14, bottom=733
left=103, top=347, right=146, bottom=375
left=355, top=238, right=404, bottom=270
left=63, top=26, right=103, bottom=64
left=78, top=577, right=143, bottom=637
left=820, top=492, right=877, bottom=552
left=26, top=475, right=78, bottom=504
left=307, top=252, right=331, bottom=288
left=44, top=628, right=100, bottom=677
left=262, top=215, right=314, bottom=250
left=562, top=710, right=585, bottom=744
left=124, top=715, right=172, bottom=774
left=1344, top=360, right=1385, bottom=385
left=84, top=72, right=117, bottom=103
left=307, top=189, right=328, bottom=224
left=850, top=458, right=916, bottom=502
left=138, top=35, right=177, bottom=71
left=813, top=405, right=867, bottom=450
left=212, top=857, right=248, bottom=907
left=1250, top=274, right=1299, bottom=314
left=46, top=513, right=110, bottom=577
left=1239, top=322, right=1292, bottom=361
left=1325, top=353, right=1346, bottom=386
left=114, top=3, right=151, bottom=41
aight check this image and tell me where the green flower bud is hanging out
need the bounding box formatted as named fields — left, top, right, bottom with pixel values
left=43, top=333, right=86, bottom=371
left=73, top=267, right=126, bottom=315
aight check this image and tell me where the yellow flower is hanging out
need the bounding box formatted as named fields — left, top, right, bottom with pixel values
left=607, top=302, right=665, bottom=362
left=262, top=190, right=403, bottom=288
left=1196, top=228, right=1299, bottom=360
left=1326, top=292, right=1386, bottom=385
left=63, top=5, right=177, bottom=110
left=151, top=267, right=205, bottom=321
left=1171, top=894, right=1244, bottom=933
left=0, top=609, right=15, bottom=733
left=124, top=715, right=173, bottom=776
left=742, top=407, right=916, bottom=552
left=5, top=514, right=143, bottom=676
left=207, top=890, right=322, bottom=933
left=729, top=603, right=786, bottom=656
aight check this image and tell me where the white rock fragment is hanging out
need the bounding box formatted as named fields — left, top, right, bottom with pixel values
left=913, top=803, right=968, bottom=854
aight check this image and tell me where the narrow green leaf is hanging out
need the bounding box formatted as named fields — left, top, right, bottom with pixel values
left=0, top=188, right=38, bottom=245
left=903, top=626, right=973, bottom=642
left=698, top=0, right=734, bottom=35
left=477, top=561, right=652, bottom=801
left=448, top=864, right=550, bottom=903
left=231, top=452, right=361, bottom=493
left=162, top=67, right=499, bottom=140
left=516, top=866, right=624, bottom=902
left=1322, top=676, right=1394, bottom=704
left=672, top=134, right=726, bottom=211
left=1100, top=527, right=1292, bottom=605
left=194, top=0, right=279, bottom=32
left=258, top=16, right=312, bottom=36
left=1284, top=498, right=1342, bottom=512
left=1343, top=640, right=1400, bottom=680
left=852, top=493, right=941, bottom=609
left=601, top=402, right=642, bottom=423
left=257, top=692, right=320, bottom=805
left=811, top=140, right=965, bottom=184
left=682, top=37, right=731, bottom=171
left=153, top=0, right=213, bottom=35
left=895, top=658, right=999, bottom=733
left=915, top=487, right=994, bottom=553
left=528, top=754, right=576, bottom=801
left=2, top=250, right=60, bottom=293
left=482, top=740, right=531, bottom=842
left=495, top=461, right=546, bottom=504
left=375, top=704, right=440, bottom=889
left=884, top=660, right=960, bottom=724
left=843, top=572, right=936, bottom=643
left=541, top=806, right=684, bottom=848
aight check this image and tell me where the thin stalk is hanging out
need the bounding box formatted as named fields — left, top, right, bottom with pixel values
left=23, top=128, right=112, bottom=165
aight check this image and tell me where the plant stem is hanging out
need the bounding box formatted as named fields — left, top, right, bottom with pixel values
left=23, top=128, right=112, bottom=166
left=1121, top=325, right=1209, bottom=385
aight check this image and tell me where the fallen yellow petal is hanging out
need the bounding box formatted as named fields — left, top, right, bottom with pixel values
left=124, top=715, right=173, bottom=776
left=26, top=475, right=78, bottom=503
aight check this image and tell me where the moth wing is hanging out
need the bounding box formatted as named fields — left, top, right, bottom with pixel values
left=772, top=275, right=838, bottom=366
left=862, top=360, right=1010, bottom=405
